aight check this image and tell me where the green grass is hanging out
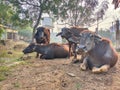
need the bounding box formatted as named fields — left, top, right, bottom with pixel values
left=0, top=66, right=10, bottom=81
left=0, top=59, right=5, bottom=63
left=0, top=59, right=29, bottom=82
left=0, top=50, right=23, bottom=58
left=0, top=74, right=6, bottom=81
left=13, top=82, right=20, bottom=88
left=0, top=41, right=34, bottom=81
left=76, top=83, right=81, bottom=90
left=0, top=49, right=27, bottom=81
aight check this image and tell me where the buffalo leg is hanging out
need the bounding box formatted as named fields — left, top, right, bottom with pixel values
left=79, top=53, right=86, bottom=63
left=40, top=54, right=49, bottom=59
left=69, top=44, right=72, bottom=58
left=92, top=65, right=110, bottom=74
left=80, top=57, right=88, bottom=70
left=36, top=53, right=39, bottom=58
left=43, top=52, right=54, bottom=59
left=74, top=44, right=77, bottom=59
left=71, top=44, right=79, bottom=63
left=40, top=54, right=44, bottom=59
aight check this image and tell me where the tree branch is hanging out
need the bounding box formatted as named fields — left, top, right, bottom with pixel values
left=18, top=0, right=40, bottom=7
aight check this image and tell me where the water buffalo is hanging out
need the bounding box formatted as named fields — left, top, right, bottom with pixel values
left=56, top=27, right=88, bottom=62
left=23, top=43, right=69, bottom=59
left=34, top=27, right=50, bottom=58
left=76, top=30, right=118, bottom=73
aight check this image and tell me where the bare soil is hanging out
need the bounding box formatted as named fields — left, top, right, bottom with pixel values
left=0, top=54, right=120, bottom=90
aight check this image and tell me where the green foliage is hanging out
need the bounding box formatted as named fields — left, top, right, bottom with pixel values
left=0, top=3, right=14, bottom=24
left=76, top=83, right=81, bottom=90
left=0, top=27, right=4, bottom=39
left=0, top=1, right=31, bottom=29
left=18, top=27, right=32, bottom=41
left=1, top=0, right=109, bottom=31
left=0, top=66, right=10, bottom=81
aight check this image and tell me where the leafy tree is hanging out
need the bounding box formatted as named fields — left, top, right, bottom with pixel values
left=0, top=1, right=30, bottom=29
left=57, top=0, right=109, bottom=27
left=57, top=0, right=98, bottom=26
left=95, top=0, right=109, bottom=33
left=8, top=0, right=62, bottom=41
left=0, top=2, right=14, bottom=25
left=8, top=0, right=109, bottom=41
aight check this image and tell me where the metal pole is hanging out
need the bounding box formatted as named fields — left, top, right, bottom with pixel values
left=95, top=15, right=99, bottom=34
left=116, top=19, right=120, bottom=49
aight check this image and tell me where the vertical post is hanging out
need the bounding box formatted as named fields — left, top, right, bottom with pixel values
left=116, top=19, right=120, bottom=49
left=5, top=29, right=7, bottom=40
left=95, top=15, right=99, bottom=34
left=12, top=29, right=14, bottom=40
left=111, top=22, right=115, bottom=43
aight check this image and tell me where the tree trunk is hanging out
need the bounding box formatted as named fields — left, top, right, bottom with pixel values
left=31, top=9, right=43, bottom=42
left=116, top=20, right=120, bottom=49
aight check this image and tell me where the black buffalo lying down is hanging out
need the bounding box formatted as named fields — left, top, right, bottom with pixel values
left=76, top=30, right=118, bottom=73
left=23, top=43, right=69, bottom=59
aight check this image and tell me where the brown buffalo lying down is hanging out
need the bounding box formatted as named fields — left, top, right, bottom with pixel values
left=23, top=43, right=69, bottom=59
left=76, top=30, right=118, bottom=73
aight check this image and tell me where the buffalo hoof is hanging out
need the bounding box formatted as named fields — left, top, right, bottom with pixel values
left=40, top=55, right=43, bottom=58
left=92, top=65, right=110, bottom=74
left=71, top=59, right=81, bottom=64
left=40, top=55, right=45, bottom=59
left=80, top=63, right=87, bottom=71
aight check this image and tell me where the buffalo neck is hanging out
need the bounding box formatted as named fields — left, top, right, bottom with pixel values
left=34, top=45, right=47, bottom=54
left=88, top=41, right=107, bottom=57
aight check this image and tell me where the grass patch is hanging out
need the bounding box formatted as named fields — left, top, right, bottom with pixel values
left=0, top=41, right=33, bottom=81
left=0, top=66, right=10, bottom=81
left=76, top=83, right=81, bottom=90
left=0, top=74, right=6, bottom=81
left=0, top=61, right=27, bottom=82
left=0, top=60, right=5, bottom=63
left=13, top=82, right=20, bottom=88
left=0, top=50, right=23, bottom=58
left=0, top=50, right=24, bottom=65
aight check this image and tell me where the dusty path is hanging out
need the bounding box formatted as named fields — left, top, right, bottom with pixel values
left=0, top=56, right=120, bottom=90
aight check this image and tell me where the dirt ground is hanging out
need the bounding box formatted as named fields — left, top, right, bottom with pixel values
left=0, top=53, right=120, bottom=90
